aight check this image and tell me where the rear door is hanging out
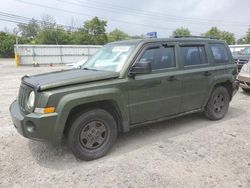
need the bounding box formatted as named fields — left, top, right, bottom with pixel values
left=178, top=42, right=212, bottom=112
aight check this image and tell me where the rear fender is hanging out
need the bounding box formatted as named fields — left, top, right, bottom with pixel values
left=202, top=74, right=234, bottom=109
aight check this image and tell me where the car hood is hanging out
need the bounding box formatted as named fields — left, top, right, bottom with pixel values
left=233, top=54, right=250, bottom=60
left=22, top=69, right=120, bottom=91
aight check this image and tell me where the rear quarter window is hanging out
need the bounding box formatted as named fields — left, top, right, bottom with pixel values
left=210, top=43, right=229, bottom=64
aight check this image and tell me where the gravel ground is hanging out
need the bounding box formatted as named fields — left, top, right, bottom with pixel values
left=0, top=59, right=250, bottom=188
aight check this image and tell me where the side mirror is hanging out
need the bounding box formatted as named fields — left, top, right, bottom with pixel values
left=129, top=60, right=152, bottom=76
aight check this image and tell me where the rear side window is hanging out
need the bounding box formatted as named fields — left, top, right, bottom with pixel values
left=210, top=43, right=229, bottom=64
left=139, top=47, right=176, bottom=70
left=180, top=46, right=207, bottom=66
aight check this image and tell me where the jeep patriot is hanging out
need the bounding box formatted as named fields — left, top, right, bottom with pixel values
left=10, top=37, right=239, bottom=160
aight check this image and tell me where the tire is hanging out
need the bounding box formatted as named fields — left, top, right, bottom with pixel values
left=204, top=86, right=230, bottom=120
left=67, top=109, right=117, bottom=161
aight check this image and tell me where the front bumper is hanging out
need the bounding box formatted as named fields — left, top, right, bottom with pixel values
left=237, top=73, right=250, bottom=89
left=9, top=100, right=59, bottom=143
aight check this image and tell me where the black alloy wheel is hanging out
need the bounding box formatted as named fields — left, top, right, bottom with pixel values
left=204, top=86, right=230, bottom=120
left=68, top=109, right=117, bottom=161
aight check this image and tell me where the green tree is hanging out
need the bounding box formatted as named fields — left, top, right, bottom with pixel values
left=40, top=15, right=57, bottom=29
left=244, top=28, right=250, bottom=44
left=204, top=27, right=235, bottom=44
left=82, top=17, right=108, bottom=45
left=36, top=27, right=71, bottom=44
left=35, top=15, right=57, bottom=44
left=35, top=15, right=71, bottom=44
left=0, top=32, right=16, bottom=57
left=18, top=18, right=40, bottom=39
left=71, top=31, right=90, bottom=44
left=108, top=29, right=129, bottom=42
left=220, top=31, right=235, bottom=45
left=172, top=27, right=191, bottom=37
left=72, top=17, right=108, bottom=45
left=204, top=27, right=221, bottom=38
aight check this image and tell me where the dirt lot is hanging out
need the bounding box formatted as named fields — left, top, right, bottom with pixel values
left=0, top=59, right=250, bottom=188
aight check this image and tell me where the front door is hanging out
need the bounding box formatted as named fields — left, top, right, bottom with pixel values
left=127, top=43, right=182, bottom=124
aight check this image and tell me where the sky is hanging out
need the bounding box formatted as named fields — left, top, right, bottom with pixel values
left=0, top=0, right=250, bottom=39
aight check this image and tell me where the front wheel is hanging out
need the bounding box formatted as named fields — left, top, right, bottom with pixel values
left=67, top=109, right=117, bottom=161
left=204, top=86, right=230, bottom=120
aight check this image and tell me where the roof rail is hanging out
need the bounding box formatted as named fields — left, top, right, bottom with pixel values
left=173, top=36, right=219, bottom=40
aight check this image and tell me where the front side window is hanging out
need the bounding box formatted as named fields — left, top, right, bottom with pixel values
left=83, top=43, right=136, bottom=72
left=180, top=46, right=207, bottom=66
left=210, top=44, right=229, bottom=64
left=139, top=46, right=176, bottom=70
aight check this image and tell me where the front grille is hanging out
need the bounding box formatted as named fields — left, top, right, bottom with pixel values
left=234, top=59, right=249, bottom=72
left=234, top=59, right=248, bottom=65
left=18, top=84, right=32, bottom=111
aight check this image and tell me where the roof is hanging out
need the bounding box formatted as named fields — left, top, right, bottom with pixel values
left=110, top=37, right=225, bottom=46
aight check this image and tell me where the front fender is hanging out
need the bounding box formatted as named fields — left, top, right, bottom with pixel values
left=53, top=88, right=129, bottom=140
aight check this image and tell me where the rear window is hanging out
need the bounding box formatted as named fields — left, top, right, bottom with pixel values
left=210, top=43, right=229, bottom=64
left=180, top=46, right=207, bottom=66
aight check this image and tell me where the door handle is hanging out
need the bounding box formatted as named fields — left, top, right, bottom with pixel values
left=167, top=76, right=178, bottom=81
left=204, top=71, right=211, bottom=76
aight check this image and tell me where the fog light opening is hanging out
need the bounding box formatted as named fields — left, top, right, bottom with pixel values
left=26, top=121, right=36, bottom=133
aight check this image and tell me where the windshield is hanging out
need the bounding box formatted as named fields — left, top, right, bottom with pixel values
left=240, top=47, right=250, bottom=55
left=83, top=43, right=135, bottom=72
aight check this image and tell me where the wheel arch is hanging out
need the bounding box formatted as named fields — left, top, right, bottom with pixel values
left=63, top=100, right=126, bottom=136
left=218, top=80, right=234, bottom=100
left=52, top=88, right=130, bottom=142
left=203, top=79, right=234, bottom=109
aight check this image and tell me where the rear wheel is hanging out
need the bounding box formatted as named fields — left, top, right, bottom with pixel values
left=67, top=109, right=117, bottom=161
left=204, top=86, right=230, bottom=120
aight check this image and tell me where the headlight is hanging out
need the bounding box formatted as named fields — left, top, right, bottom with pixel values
left=27, top=91, right=35, bottom=109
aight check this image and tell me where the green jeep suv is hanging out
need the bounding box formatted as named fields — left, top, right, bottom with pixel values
left=10, top=37, right=239, bottom=160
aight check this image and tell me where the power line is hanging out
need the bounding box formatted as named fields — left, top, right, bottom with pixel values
left=2, top=2, right=244, bottom=38
left=0, top=15, right=81, bottom=35
left=0, top=13, right=140, bottom=40
left=58, top=0, right=216, bottom=26
left=72, top=0, right=250, bottom=27
left=0, top=11, right=79, bottom=30
left=0, top=13, right=243, bottom=40
left=0, top=18, right=29, bottom=25
left=0, top=17, right=68, bottom=32
left=15, top=0, right=202, bottom=34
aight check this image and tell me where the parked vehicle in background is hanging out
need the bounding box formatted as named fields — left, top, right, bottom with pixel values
left=233, top=46, right=250, bottom=72
left=237, top=62, right=250, bottom=92
left=10, top=37, right=239, bottom=161
left=66, top=57, right=88, bottom=69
